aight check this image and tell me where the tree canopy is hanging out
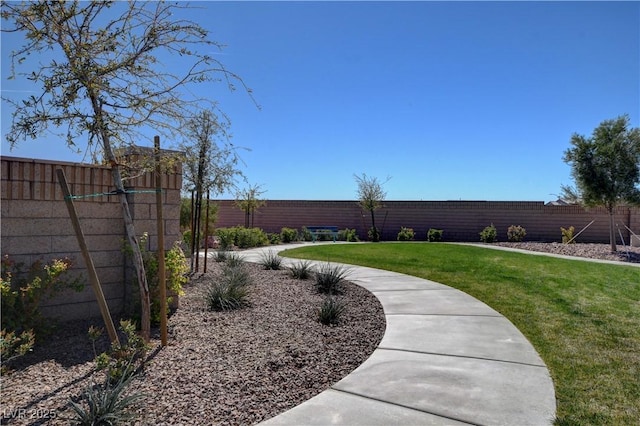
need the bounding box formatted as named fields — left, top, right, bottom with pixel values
left=354, top=173, right=390, bottom=242
left=562, top=114, right=640, bottom=251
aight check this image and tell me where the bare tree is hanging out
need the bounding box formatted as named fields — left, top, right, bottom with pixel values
left=1, top=1, right=255, bottom=340
left=354, top=173, right=390, bottom=242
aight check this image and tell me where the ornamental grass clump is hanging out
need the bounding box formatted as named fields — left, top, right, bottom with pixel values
left=289, top=260, right=313, bottom=280
left=314, top=262, right=350, bottom=294
left=206, top=260, right=252, bottom=311
left=259, top=250, right=283, bottom=270
left=317, top=296, right=347, bottom=326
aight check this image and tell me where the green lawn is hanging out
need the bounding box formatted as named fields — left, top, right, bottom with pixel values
left=280, top=242, right=640, bottom=426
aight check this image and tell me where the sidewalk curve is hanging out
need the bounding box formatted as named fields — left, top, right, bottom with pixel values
left=234, top=243, right=556, bottom=426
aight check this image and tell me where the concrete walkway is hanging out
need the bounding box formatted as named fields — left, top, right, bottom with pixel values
left=234, top=243, right=556, bottom=426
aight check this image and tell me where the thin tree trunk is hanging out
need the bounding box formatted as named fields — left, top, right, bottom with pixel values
left=609, top=208, right=617, bottom=253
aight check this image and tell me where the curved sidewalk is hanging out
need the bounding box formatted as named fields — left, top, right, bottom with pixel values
left=235, top=244, right=556, bottom=426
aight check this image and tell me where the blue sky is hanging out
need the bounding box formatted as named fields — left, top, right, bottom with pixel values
left=1, top=1, right=639, bottom=202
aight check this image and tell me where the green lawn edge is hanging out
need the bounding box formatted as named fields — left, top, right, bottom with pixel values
left=280, top=242, right=640, bottom=426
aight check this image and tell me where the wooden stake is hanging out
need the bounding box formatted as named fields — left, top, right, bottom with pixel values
left=56, top=169, right=120, bottom=346
left=155, top=136, right=168, bottom=346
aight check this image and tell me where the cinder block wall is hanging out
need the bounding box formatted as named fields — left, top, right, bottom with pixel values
left=214, top=200, right=639, bottom=244
left=1, top=156, right=182, bottom=321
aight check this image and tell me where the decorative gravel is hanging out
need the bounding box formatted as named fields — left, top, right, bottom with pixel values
left=493, top=242, right=640, bottom=263
left=1, top=260, right=385, bottom=425
left=2, top=242, right=637, bottom=425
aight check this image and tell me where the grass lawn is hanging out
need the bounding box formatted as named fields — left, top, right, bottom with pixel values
left=280, top=242, right=640, bottom=426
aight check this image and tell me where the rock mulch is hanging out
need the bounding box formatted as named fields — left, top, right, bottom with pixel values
left=1, top=261, right=385, bottom=425
left=493, top=242, right=640, bottom=264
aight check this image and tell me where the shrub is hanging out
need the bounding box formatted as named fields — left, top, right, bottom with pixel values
left=127, top=234, right=188, bottom=326
left=1, top=255, right=83, bottom=336
left=1, top=329, right=35, bottom=374
left=92, top=320, right=149, bottom=385
left=314, top=263, right=350, bottom=294
left=338, top=228, right=359, bottom=242
left=70, top=370, right=144, bottom=426
left=267, top=233, right=281, bottom=245
left=507, top=225, right=527, bottom=242
left=427, top=228, right=444, bottom=242
left=317, top=296, right=347, bottom=326
left=479, top=224, right=498, bottom=243
left=215, top=226, right=269, bottom=249
left=561, top=226, right=576, bottom=244
left=259, top=250, right=283, bottom=270
left=289, top=260, right=313, bottom=280
left=300, top=227, right=313, bottom=242
left=224, top=252, right=245, bottom=269
left=206, top=260, right=252, bottom=311
left=280, top=227, right=299, bottom=243
left=213, top=250, right=228, bottom=263
left=368, top=226, right=381, bottom=242
left=397, top=227, right=415, bottom=241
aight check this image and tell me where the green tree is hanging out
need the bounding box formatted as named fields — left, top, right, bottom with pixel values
left=562, top=115, right=640, bottom=252
left=235, top=184, right=266, bottom=228
left=354, top=173, right=390, bottom=242
left=1, top=1, right=254, bottom=340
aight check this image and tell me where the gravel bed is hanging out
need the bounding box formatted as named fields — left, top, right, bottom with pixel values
left=1, top=260, right=385, bottom=425
left=492, top=242, right=640, bottom=263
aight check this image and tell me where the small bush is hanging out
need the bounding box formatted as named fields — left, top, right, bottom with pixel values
left=561, top=226, right=576, bottom=244
left=259, top=250, right=283, bottom=270
left=397, top=227, right=415, bottom=241
left=206, top=261, right=252, bottom=311
left=213, top=250, right=228, bottom=263
left=267, top=233, right=281, bottom=245
left=92, top=320, right=149, bottom=385
left=224, top=252, right=245, bottom=268
left=215, top=226, right=269, bottom=249
left=338, top=228, right=359, bottom=242
left=507, top=225, right=527, bottom=242
left=368, top=226, right=380, bottom=242
left=1, top=329, right=35, bottom=374
left=280, top=227, right=299, bottom=243
left=300, top=227, right=313, bottom=242
left=317, top=296, right=347, bottom=326
left=314, top=263, right=350, bottom=294
left=70, top=371, right=144, bottom=426
left=289, top=260, right=313, bottom=280
left=427, top=228, right=444, bottom=242
left=479, top=224, right=498, bottom=243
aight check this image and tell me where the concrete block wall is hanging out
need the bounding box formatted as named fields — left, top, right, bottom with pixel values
left=1, top=156, right=182, bottom=321
left=214, top=200, right=639, bottom=244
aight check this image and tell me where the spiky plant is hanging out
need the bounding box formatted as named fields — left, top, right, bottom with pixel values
left=317, top=296, right=347, bottom=325
left=259, top=250, right=283, bottom=270
left=314, top=262, right=350, bottom=294
left=289, top=260, right=313, bottom=280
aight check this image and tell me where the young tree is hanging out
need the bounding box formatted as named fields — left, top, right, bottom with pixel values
left=562, top=115, right=640, bottom=252
left=235, top=184, right=266, bottom=228
left=181, top=110, right=244, bottom=270
left=354, top=173, right=390, bottom=242
left=1, top=2, right=254, bottom=340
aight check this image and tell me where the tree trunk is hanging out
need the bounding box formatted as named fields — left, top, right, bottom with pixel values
left=107, top=152, right=151, bottom=342
left=609, top=208, right=617, bottom=253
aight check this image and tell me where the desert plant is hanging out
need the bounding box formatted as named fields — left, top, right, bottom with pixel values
left=93, top=320, right=149, bottom=385
left=397, top=227, right=415, bottom=241
left=479, top=224, right=498, bottom=243
left=280, top=227, right=299, bottom=243
left=0, top=329, right=35, bottom=374
left=289, top=260, right=313, bottom=280
left=507, top=225, right=527, bottom=242
left=224, top=252, right=245, bottom=268
left=314, top=263, right=350, bottom=294
left=317, top=296, right=347, bottom=326
left=427, top=228, right=444, bottom=242
left=213, top=250, right=228, bottom=263
left=561, top=226, right=576, bottom=244
left=1, top=255, right=84, bottom=336
left=268, top=233, right=281, bottom=245
left=206, top=260, right=252, bottom=311
left=259, top=250, right=283, bottom=270
left=70, top=369, right=144, bottom=426
left=338, top=228, right=359, bottom=242
left=300, top=227, right=313, bottom=242
left=367, top=226, right=381, bottom=242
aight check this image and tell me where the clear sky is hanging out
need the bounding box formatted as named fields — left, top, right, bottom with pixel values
left=1, top=1, right=639, bottom=202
